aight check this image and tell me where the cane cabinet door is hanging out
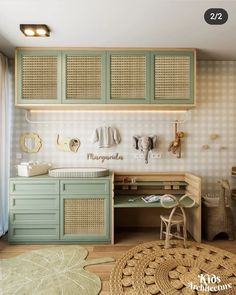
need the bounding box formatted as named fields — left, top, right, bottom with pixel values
left=62, top=51, right=106, bottom=104
left=150, top=51, right=195, bottom=105
left=16, top=50, right=62, bottom=104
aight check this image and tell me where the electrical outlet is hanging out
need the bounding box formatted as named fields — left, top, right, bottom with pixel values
left=151, top=153, right=162, bottom=159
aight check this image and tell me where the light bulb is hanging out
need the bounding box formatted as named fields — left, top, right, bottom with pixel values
left=24, top=28, right=35, bottom=36
left=36, top=28, right=47, bottom=36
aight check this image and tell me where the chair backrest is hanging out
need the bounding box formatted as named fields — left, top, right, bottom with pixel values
left=160, top=194, right=196, bottom=209
left=160, top=194, right=196, bottom=223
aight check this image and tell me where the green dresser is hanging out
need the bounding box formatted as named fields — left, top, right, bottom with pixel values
left=9, top=176, right=112, bottom=244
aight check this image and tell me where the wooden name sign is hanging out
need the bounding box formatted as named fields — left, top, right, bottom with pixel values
left=87, top=153, right=123, bottom=162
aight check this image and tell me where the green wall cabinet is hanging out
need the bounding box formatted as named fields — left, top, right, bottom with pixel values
left=62, top=51, right=106, bottom=104
left=9, top=176, right=112, bottom=244
left=106, top=51, right=150, bottom=104
left=150, top=51, right=195, bottom=105
left=16, top=50, right=62, bottom=104
left=16, top=48, right=196, bottom=109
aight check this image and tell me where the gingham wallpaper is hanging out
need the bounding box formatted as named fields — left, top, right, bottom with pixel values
left=10, top=61, right=236, bottom=198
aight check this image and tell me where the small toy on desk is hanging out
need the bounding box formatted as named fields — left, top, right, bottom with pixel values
left=142, top=195, right=161, bottom=203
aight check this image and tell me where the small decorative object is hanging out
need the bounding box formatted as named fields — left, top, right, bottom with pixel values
left=131, top=177, right=137, bottom=184
left=90, top=126, right=121, bottom=148
left=210, top=133, right=220, bottom=140
left=123, top=176, right=131, bottom=183
left=17, top=162, right=51, bottom=177
left=202, top=144, right=210, bottom=150
left=133, top=135, right=157, bottom=164
left=20, top=132, right=42, bottom=153
left=219, top=146, right=227, bottom=151
left=168, top=121, right=184, bottom=158
left=56, top=135, right=80, bottom=152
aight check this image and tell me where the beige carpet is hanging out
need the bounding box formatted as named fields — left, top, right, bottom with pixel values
left=110, top=240, right=236, bottom=295
left=0, top=245, right=114, bottom=295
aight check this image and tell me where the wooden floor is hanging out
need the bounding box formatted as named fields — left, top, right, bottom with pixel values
left=1, top=228, right=236, bottom=294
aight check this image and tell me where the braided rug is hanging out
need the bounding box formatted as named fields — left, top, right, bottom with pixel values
left=109, top=240, right=236, bottom=295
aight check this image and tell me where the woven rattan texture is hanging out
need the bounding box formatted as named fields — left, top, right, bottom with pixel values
left=111, top=56, right=146, bottom=99
left=109, top=240, right=236, bottom=295
left=155, top=56, right=190, bottom=99
left=66, top=56, right=101, bottom=99
left=22, top=56, right=57, bottom=99
left=64, top=198, right=105, bottom=234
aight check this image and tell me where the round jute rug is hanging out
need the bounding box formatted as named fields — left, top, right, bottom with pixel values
left=109, top=240, right=236, bottom=295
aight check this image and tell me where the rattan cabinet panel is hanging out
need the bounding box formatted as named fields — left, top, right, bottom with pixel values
left=106, top=51, right=150, bottom=103
left=150, top=51, right=195, bottom=104
left=16, top=50, right=62, bottom=104
left=62, top=51, right=106, bottom=103
left=60, top=195, right=110, bottom=241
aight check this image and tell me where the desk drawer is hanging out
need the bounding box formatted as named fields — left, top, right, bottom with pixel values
left=10, top=180, right=59, bottom=195
left=9, top=224, right=59, bottom=242
left=10, top=195, right=59, bottom=210
left=10, top=210, right=59, bottom=225
left=60, top=180, right=110, bottom=195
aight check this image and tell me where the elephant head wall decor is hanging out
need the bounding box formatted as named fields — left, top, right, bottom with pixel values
left=133, top=135, right=157, bottom=164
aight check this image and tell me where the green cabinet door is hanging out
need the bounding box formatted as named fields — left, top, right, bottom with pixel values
left=62, top=51, right=106, bottom=104
left=60, top=194, right=110, bottom=242
left=107, top=51, right=150, bottom=104
left=150, top=51, right=195, bottom=105
left=16, top=50, right=62, bottom=104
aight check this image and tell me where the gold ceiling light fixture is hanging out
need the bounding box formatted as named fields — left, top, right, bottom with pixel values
left=20, top=24, right=50, bottom=37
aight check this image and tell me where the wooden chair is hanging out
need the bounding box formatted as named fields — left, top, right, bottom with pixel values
left=160, top=194, right=196, bottom=249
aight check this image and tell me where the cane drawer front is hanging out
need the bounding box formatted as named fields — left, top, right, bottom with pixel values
left=10, top=180, right=59, bottom=195
left=60, top=180, right=110, bottom=195
left=9, top=224, right=59, bottom=242
left=60, top=195, right=110, bottom=241
left=10, top=210, right=59, bottom=225
left=9, top=195, right=59, bottom=210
